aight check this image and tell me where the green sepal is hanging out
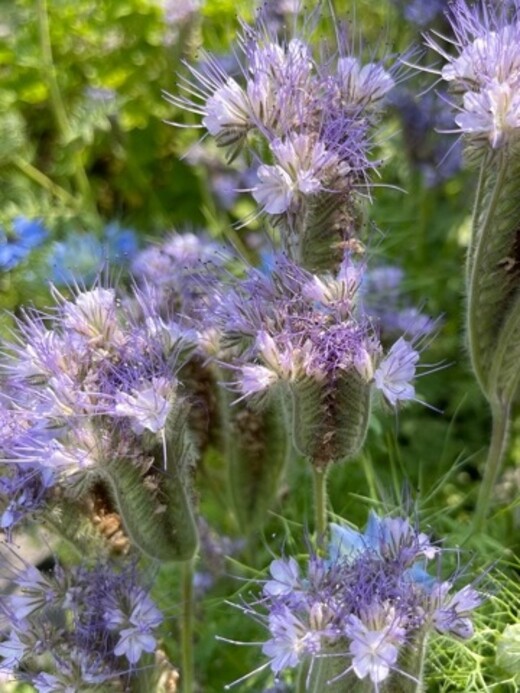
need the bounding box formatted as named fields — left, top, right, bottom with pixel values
left=225, top=395, right=289, bottom=531
left=466, top=147, right=520, bottom=398
left=281, top=192, right=367, bottom=273
left=287, top=371, right=372, bottom=469
left=101, top=411, right=199, bottom=562
left=488, top=290, right=520, bottom=402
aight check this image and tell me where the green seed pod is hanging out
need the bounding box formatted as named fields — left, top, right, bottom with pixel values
left=287, top=371, right=372, bottom=469
left=101, top=408, right=199, bottom=562
left=282, top=192, right=367, bottom=274
left=224, top=396, right=289, bottom=532
left=466, top=148, right=520, bottom=401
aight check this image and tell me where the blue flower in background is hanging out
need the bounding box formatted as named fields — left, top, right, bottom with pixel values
left=0, top=217, right=48, bottom=271
left=48, top=223, right=138, bottom=285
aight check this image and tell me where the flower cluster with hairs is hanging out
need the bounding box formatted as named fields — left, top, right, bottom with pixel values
left=202, top=251, right=422, bottom=409
left=0, top=551, right=162, bottom=689
left=0, top=283, right=186, bottom=533
left=167, top=16, right=396, bottom=263
left=229, top=512, right=481, bottom=690
left=426, top=0, right=520, bottom=150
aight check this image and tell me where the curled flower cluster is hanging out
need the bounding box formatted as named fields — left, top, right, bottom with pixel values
left=168, top=18, right=395, bottom=267
left=231, top=512, right=481, bottom=690
left=427, top=0, right=520, bottom=149
left=205, top=253, right=421, bottom=409
left=0, top=284, right=188, bottom=534
left=0, top=553, right=163, bottom=689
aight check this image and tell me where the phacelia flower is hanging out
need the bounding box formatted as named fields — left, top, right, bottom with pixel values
left=0, top=281, right=186, bottom=502
left=373, top=337, right=419, bottom=406
left=0, top=553, right=164, bottom=689
left=426, top=1, right=520, bottom=149
left=227, top=512, right=482, bottom=690
left=168, top=13, right=394, bottom=266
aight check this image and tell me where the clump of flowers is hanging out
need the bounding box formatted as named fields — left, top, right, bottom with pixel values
left=426, top=0, right=520, bottom=151
left=167, top=16, right=396, bottom=270
left=229, top=512, right=482, bottom=691
left=0, top=551, right=163, bottom=690
left=204, top=252, right=424, bottom=467
left=0, top=283, right=198, bottom=561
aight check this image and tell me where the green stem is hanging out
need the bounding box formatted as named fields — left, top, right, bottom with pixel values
left=466, top=151, right=507, bottom=394
left=361, top=453, right=378, bottom=502
left=465, top=153, right=490, bottom=285
left=312, top=464, right=329, bottom=539
left=296, top=660, right=310, bottom=693
left=471, top=400, right=511, bottom=533
left=413, top=633, right=429, bottom=693
left=181, top=558, right=195, bottom=693
left=36, top=0, right=95, bottom=208
left=12, top=155, right=77, bottom=205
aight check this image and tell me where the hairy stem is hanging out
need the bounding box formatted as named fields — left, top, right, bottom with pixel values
left=466, top=152, right=507, bottom=395
left=413, top=632, right=429, bottom=693
left=472, top=400, right=511, bottom=533
left=181, top=558, right=196, bottom=693
left=312, top=464, right=329, bottom=540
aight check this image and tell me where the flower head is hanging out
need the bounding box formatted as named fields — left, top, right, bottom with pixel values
left=0, top=554, right=164, bottom=689
left=227, top=512, right=482, bottom=689
left=426, top=1, right=520, bottom=149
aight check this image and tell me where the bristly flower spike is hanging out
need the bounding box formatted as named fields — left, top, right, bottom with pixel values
left=167, top=11, right=396, bottom=271
left=225, top=511, right=482, bottom=692
left=424, top=0, right=520, bottom=529
left=0, top=282, right=199, bottom=561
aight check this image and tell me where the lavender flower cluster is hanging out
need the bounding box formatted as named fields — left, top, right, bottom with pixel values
left=2, top=1, right=507, bottom=690
left=168, top=18, right=395, bottom=269
left=204, top=252, right=421, bottom=410
left=0, top=284, right=186, bottom=536
left=234, top=513, right=481, bottom=690
left=0, top=553, right=162, bottom=689
left=427, top=0, right=520, bottom=150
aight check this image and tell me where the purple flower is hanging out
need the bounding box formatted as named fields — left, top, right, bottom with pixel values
left=345, top=604, right=406, bottom=684
left=264, top=558, right=302, bottom=600
left=167, top=11, right=393, bottom=243
left=432, top=583, right=482, bottom=638
left=252, top=135, right=338, bottom=215
left=109, top=588, right=163, bottom=664
left=226, top=512, right=481, bottom=688
left=425, top=1, right=520, bottom=149
left=0, top=554, right=164, bottom=688
left=373, top=337, right=419, bottom=406
left=0, top=282, right=185, bottom=492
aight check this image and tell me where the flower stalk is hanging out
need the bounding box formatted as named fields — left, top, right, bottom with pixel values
left=472, top=399, right=511, bottom=533
left=312, top=465, right=329, bottom=540
left=181, top=558, right=196, bottom=693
